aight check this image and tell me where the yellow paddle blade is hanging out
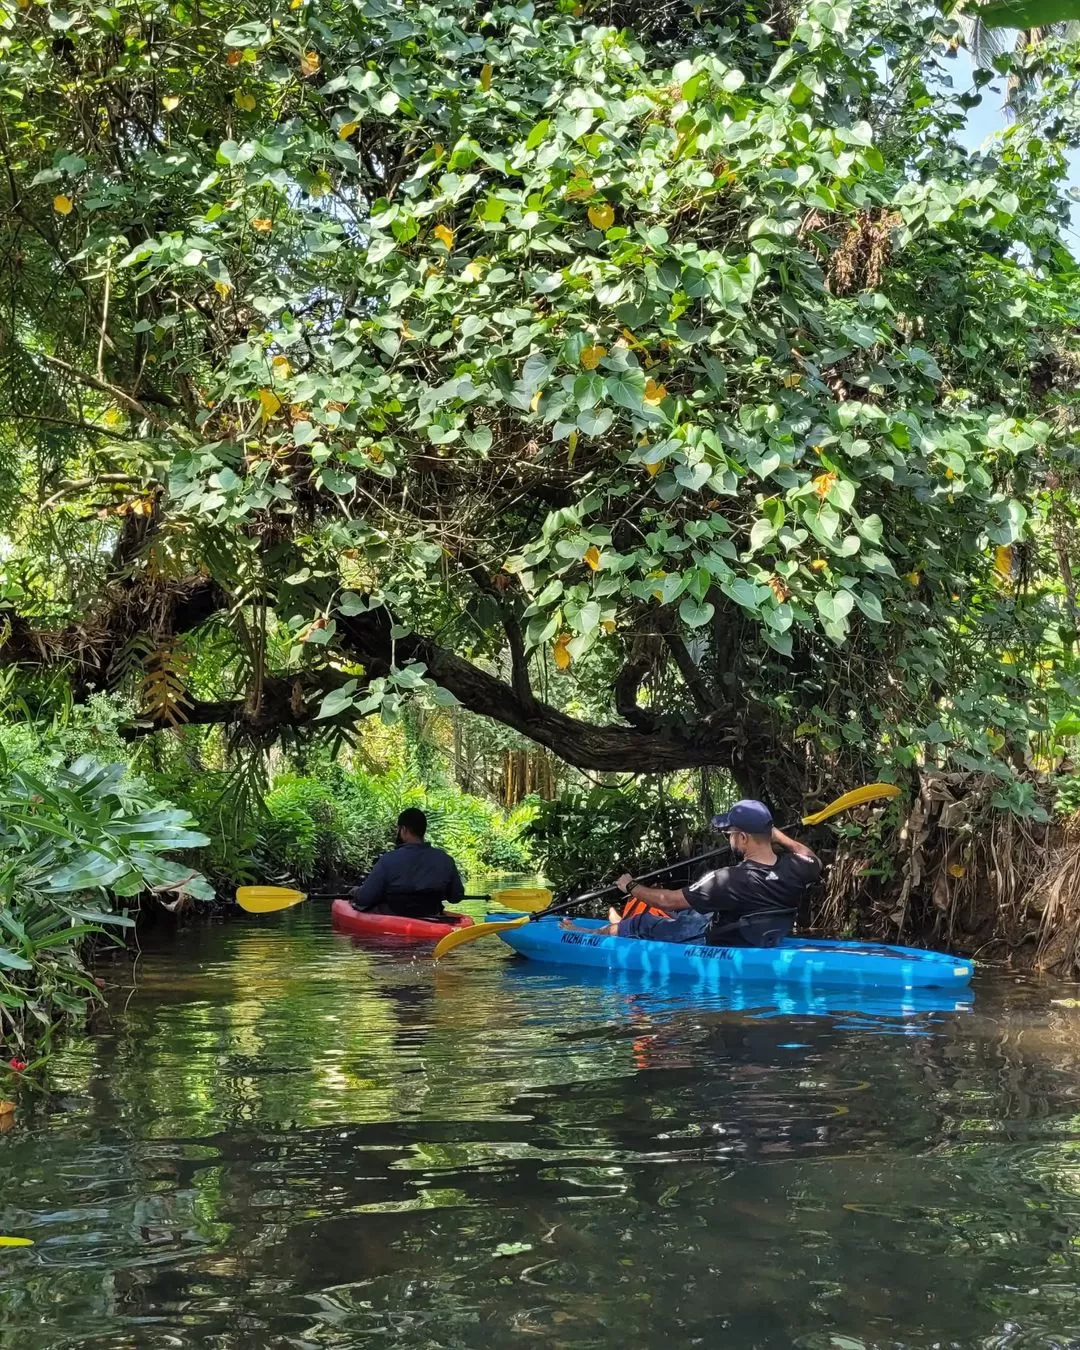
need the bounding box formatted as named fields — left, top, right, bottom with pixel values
left=235, top=886, right=308, bottom=914
left=489, top=887, right=553, bottom=913
left=0, top=1237, right=33, bottom=1247
left=801, top=782, right=901, bottom=827
left=433, top=914, right=529, bottom=959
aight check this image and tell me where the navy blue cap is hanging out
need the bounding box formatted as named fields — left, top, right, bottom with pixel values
left=711, top=800, right=774, bottom=833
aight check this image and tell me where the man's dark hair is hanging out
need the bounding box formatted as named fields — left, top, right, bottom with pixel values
left=397, top=808, right=428, bottom=838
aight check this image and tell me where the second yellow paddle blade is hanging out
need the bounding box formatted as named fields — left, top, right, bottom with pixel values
left=433, top=915, right=528, bottom=959
left=489, top=887, right=552, bottom=913
left=235, top=886, right=307, bottom=913
left=801, top=783, right=900, bottom=827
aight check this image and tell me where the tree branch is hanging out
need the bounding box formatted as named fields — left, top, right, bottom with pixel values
left=339, top=606, right=738, bottom=773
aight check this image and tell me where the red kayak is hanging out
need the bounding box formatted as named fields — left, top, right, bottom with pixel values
left=330, top=898, right=474, bottom=942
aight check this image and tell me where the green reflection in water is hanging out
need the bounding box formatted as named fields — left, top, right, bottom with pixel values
left=1, top=897, right=1080, bottom=1348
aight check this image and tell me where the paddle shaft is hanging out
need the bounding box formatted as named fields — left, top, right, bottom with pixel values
left=341, top=893, right=491, bottom=924
left=304, top=892, right=490, bottom=904
left=542, top=812, right=819, bottom=919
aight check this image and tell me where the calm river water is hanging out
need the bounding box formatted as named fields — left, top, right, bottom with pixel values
left=3, top=900, right=1080, bottom=1348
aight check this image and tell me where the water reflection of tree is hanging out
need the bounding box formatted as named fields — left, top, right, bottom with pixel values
left=7, top=923, right=1080, bottom=1346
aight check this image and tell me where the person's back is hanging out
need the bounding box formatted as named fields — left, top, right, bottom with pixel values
left=350, top=809, right=465, bottom=918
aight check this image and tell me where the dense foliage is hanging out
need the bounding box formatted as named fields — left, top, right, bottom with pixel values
left=0, top=749, right=211, bottom=1051
left=257, top=765, right=534, bottom=883
left=0, top=0, right=1078, bottom=822
left=526, top=775, right=705, bottom=890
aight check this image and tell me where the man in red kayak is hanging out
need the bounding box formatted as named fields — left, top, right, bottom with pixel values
left=560, top=800, right=821, bottom=947
left=349, top=808, right=465, bottom=920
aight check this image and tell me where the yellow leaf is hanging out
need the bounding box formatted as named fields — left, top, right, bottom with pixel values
left=1001, top=650, right=1015, bottom=664
left=252, top=216, right=273, bottom=232
left=0, top=1237, right=32, bottom=1247
left=162, top=94, right=181, bottom=111
left=645, top=460, right=663, bottom=476
left=588, top=202, right=615, bottom=229
left=480, top=62, right=493, bottom=90
left=258, top=389, right=281, bottom=419
left=338, top=121, right=359, bottom=140
left=583, top=545, right=601, bottom=571
left=290, top=0, right=302, bottom=8
left=648, top=568, right=667, bottom=600
left=905, top=571, right=920, bottom=586
left=52, top=194, right=73, bottom=215
left=300, top=50, right=321, bottom=77
left=227, top=48, right=243, bottom=64
left=272, top=355, right=291, bottom=378
left=214, top=281, right=232, bottom=298
left=644, top=378, right=666, bottom=405
left=530, top=389, right=542, bottom=412
left=234, top=90, right=256, bottom=112
left=945, top=467, right=955, bottom=480
left=580, top=344, right=606, bottom=370
left=462, top=260, right=485, bottom=283
left=102, top=407, right=124, bottom=427
left=433, top=223, right=454, bottom=250
left=567, top=428, right=579, bottom=465
left=994, top=545, right=1013, bottom=582
left=601, top=618, right=616, bottom=634
left=782, top=372, right=802, bottom=388
left=553, top=632, right=572, bottom=670
left=948, top=863, right=966, bottom=878
left=810, top=558, right=828, bottom=571
left=812, top=471, right=837, bottom=500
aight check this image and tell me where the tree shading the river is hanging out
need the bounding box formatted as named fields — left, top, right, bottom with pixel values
left=1, top=0, right=1078, bottom=824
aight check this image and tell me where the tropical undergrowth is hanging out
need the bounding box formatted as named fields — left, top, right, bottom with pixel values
left=0, top=746, right=211, bottom=1058
left=255, top=764, right=536, bottom=887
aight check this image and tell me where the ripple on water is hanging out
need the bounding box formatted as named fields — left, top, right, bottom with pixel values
left=1, top=907, right=1079, bottom=1349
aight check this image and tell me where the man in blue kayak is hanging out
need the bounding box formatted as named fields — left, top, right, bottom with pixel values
left=349, top=808, right=465, bottom=919
left=561, top=800, right=821, bottom=947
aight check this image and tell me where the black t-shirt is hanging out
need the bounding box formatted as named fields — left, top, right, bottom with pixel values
left=683, top=850, right=821, bottom=920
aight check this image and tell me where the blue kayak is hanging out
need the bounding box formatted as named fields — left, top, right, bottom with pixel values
left=493, top=916, right=973, bottom=992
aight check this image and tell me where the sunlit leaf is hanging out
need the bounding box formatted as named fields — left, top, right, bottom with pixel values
left=588, top=202, right=614, bottom=229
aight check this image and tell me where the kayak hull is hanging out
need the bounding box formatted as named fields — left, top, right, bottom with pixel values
left=331, top=898, right=473, bottom=942
left=493, top=916, right=973, bottom=991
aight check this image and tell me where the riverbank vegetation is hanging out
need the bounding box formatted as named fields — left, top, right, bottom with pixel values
left=3, top=0, right=1080, bottom=1054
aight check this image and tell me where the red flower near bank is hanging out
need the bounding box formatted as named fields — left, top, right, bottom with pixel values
left=7, top=1059, right=26, bottom=1072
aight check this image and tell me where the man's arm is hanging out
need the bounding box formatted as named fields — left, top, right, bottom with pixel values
left=351, top=855, right=388, bottom=908
left=771, top=829, right=819, bottom=864
left=614, top=874, right=691, bottom=911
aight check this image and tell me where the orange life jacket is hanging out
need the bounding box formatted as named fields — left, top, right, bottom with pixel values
left=621, top=897, right=669, bottom=920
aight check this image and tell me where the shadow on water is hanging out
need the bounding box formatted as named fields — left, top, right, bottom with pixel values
left=2, top=897, right=1080, bottom=1347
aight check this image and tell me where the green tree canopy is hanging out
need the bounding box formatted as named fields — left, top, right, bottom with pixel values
left=1, top=0, right=1078, bottom=807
